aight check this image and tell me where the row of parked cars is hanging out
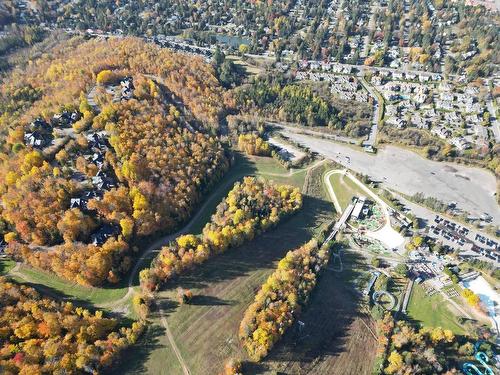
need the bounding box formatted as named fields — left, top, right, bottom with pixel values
left=430, top=215, right=468, bottom=246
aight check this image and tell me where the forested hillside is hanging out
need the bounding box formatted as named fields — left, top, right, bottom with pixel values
left=0, top=37, right=230, bottom=286
left=0, top=277, right=143, bottom=374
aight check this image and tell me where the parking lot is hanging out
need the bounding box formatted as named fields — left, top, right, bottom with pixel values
left=427, top=215, right=499, bottom=263
left=280, top=131, right=500, bottom=223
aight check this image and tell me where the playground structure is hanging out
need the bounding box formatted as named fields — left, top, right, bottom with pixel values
left=462, top=341, right=495, bottom=375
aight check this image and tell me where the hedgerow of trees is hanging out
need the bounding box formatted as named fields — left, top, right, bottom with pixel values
left=0, top=277, right=144, bottom=374
left=239, top=239, right=331, bottom=361
left=235, top=74, right=340, bottom=128
left=140, top=177, right=302, bottom=291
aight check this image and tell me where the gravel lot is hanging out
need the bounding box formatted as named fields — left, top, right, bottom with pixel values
left=283, top=131, right=500, bottom=223
left=267, top=137, right=306, bottom=162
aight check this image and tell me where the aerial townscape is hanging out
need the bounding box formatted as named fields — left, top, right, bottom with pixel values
left=0, top=0, right=499, bottom=374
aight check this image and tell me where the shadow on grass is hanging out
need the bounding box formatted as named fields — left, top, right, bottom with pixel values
left=254, top=250, right=371, bottom=373
left=189, top=294, right=236, bottom=306
left=107, top=323, right=166, bottom=375
left=10, top=279, right=134, bottom=322
left=157, top=194, right=333, bottom=294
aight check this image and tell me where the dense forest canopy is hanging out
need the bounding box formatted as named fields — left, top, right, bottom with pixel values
left=0, top=37, right=231, bottom=286
left=0, top=277, right=144, bottom=374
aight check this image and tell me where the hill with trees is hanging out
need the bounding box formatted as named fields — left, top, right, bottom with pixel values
left=0, top=37, right=231, bottom=286
left=141, top=177, right=303, bottom=291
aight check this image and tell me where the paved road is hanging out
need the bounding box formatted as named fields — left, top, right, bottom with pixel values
left=486, top=98, right=500, bottom=143
left=267, top=121, right=358, bottom=144
left=281, top=131, right=500, bottom=223
left=358, top=78, right=381, bottom=147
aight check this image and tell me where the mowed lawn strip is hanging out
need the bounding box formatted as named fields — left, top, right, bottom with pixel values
left=328, top=172, right=367, bottom=211
left=10, top=264, right=129, bottom=306
left=407, top=283, right=466, bottom=335
left=0, top=259, right=16, bottom=274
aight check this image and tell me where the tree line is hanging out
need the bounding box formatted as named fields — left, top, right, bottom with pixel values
left=239, top=239, right=332, bottom=361
left=140, top=177, right=303, bottom=291
left=0, top=277, right=144, bottom=374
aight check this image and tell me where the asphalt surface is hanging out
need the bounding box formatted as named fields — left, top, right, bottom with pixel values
left=282, top=131, right=500, bottom=223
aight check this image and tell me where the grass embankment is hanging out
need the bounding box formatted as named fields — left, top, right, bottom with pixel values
left=9, top=264, right=130, bottom=307
left=0, top=259, right=15, bottom=274
left=1, top=153, right=298, bottom=314
left=328, top=172, right=367, bottom=210
left=407, top=284, right=466, bottom=335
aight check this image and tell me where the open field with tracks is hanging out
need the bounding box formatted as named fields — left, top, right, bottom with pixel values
left=121, top=159, right=378, bottom=375
left=3, top=154, right=380, bottom=375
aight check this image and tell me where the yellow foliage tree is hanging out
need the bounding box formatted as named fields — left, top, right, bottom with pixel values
left=96, top=70, right=116, bottom=85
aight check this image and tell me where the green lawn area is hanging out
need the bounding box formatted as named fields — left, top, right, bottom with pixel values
left=9, top=264, right=129, bottom=307
left=407, top=284, right=466, bottom=335
left=328, top=172, right=367, bottom=211
left=124, top=159, right=338, bottom=375
left=0, top=258, right=15, bottom=275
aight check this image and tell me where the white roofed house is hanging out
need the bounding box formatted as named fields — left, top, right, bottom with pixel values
left=24, top=130, right=52, bottom=149
left=431, top=126, right=452, bottom=139
left=451, top=137, right=471, bottom=151
left=371, top=75, right=382, bottom=86
left=351, top=196, right=366, bottom=220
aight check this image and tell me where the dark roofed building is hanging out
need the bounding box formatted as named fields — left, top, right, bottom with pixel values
left=90, top=224, right=120, bottom=246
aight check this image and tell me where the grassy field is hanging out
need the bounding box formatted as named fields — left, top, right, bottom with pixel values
left=262, top=249, right=378, bottom=375
left=406, top=284, right=466, bottom=335
left=8, top=264, right=130, bottom=307
left=328, top=172, right=367, bottom=211
left=0, top=258, right=15, bottom=274
left=124, top=159, right=331, bottom=375
left=125, top=161, right=378, bottom=375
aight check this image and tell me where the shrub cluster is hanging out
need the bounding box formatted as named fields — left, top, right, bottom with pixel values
left=140, top=177, right=302, bottom=291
